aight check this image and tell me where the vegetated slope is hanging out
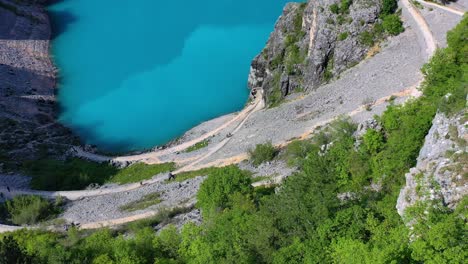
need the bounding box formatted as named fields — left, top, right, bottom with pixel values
left=0, top=15, right=466, bottom=264
left=248, top=0, right=404, bottom=107
left=0, top=0, right=79, bottom=169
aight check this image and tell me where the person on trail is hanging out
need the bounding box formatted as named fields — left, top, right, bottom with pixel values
left=168, top=172, right=176, bottom=181
left=6, top=186, right=10, bottom=192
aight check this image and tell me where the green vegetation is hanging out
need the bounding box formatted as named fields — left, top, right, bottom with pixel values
left=358, top=0, right=403, bottom=46
left=0, top=195, right=62, bottom=226
left=267, top=3, right=307, bottom=107
left=338, top=32, right=349, bottom=41
left=382, top=14, right=404, bottom=35
left=171, top=167, right=224, bottom=182
left=25, top=158, right=175, bottom=190
left=411, top=0, right=424, bottom=9
left=329, top=0, right=352, bottom=15
left=248, top=141, right=278, bottom=166
left=267, top=72, right=283, bottom=108
left=197, top=166, right=252, bottom=214
left=184, top=139, right=209, bottom=153
left=108, top=162, right=175, bottom=184
left=0, top=15, right=466, bottom=264
left=282, top=139, right=315, bottom=167
left=382, top=0, right=398, bottom=16
left=323, top=54, right=335, bottom=81
left=330, top=3, right=340, bottom=14
left=119, top=193, right=161, bottom=212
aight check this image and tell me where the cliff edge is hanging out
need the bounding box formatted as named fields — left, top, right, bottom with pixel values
left=248, top=0, right=390, bottom=106
left=0, top=0, right=78, bottom=169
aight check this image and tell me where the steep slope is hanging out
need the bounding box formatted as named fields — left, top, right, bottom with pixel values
left=248, top=0, right=387, bottom=106
left=0, top=0, right=79, bottom=168
left=397, top=111, right=467, bottom=217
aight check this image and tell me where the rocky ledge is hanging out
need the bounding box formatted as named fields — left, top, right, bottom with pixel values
left=397, top=110, right=468, bottom=218
left=248, top=0, right=383, bottom=106
left=0, top=0, right=79, bottom=169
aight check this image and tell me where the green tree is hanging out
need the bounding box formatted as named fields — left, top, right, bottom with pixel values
left=0, top=236, right=33, bottom=264
left=197, top=166, right=252, bottom=214
left=382, top=14, right=404, bottom=35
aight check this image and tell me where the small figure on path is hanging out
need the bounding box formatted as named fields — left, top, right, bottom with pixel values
left=168, top=172, right=176, bottom=181
left=6, top=186, right=10, bottom=192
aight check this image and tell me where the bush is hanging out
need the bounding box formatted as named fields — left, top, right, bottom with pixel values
left=3, top=195, right=60, bottom=225
left=249, top=142, right=278, bottom=166
left=338, top=32, right=349, bottom=41
left=330, top=3, right=340, bottom=14
left=359, top=31, right=374, bottom=46
left=340, top=0, right=352, bottom=13
left=382, top=0, right=398, bottom=16
left=184, top=140, right=209, bottom=153
left=283, top=139, right=316, bottom=167
left=382, top=14, right=404, bottom=35
left=197, top=166, right=252, bottom=213
left=362, top=129, right=385, bottom=153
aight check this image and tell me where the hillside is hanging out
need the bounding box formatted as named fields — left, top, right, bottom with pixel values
left=0, top=0, right=466, bottom=263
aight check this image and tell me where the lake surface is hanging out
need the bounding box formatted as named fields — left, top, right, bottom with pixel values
left=48, top=0, right=291, bottom=152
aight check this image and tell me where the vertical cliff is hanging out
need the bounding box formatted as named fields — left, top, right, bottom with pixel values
left=397, top=111, right=467, bottom=218
left=248, top=0, right=385, bottom=106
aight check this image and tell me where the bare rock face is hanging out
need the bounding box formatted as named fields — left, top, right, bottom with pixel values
left=248, top=0, right=382, bottom=106
left=0, top=0, right=79, bottom=167
left=397, top=111, right=468, bottom=218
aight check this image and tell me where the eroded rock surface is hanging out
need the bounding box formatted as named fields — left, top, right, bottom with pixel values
left=248, top=0, right=383, bottom=105
left=397, top=111, right=468, bottom=218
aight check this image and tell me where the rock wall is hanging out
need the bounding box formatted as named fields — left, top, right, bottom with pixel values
left=248, top=0, right=382, bottom=106
left=397, top=111, right=468, bottom=218
left=0, top=0, right=79, bottom=168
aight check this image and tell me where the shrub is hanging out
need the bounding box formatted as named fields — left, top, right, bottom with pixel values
left=382, top=14, right=404, bottom=35
left=330, top=4, right=340, bottom=14
left=249, top=142, right=278, bottom=166
left=359, top=31, right=374, bottom=46
left=362, top=129, right=385, bottom=153
left=197, top=166, right=252, bottom=213
left=184, top=140, right=209, bottom=153
left=338, top=32, right=349, bottom=41
left=340, top=0, right=352, bottom=14
left=4, top=195, right=60, bottom=225
left=382, top=0, right=398, bottom=16
left=284, top=139, right=316, bottom=167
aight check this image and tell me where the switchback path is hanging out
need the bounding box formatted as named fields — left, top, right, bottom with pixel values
left=1, top=0, right=463, bottom=232
left=416, top=0, right=465, bottom=16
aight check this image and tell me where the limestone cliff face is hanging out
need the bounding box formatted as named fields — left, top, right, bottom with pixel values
left=248, top=0, right=382, bottom=106
left=397, top=111, right=468, bottom=218
left=0, top=0, right=79, bottom=168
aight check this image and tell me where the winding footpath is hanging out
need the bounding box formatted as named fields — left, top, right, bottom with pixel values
left=415, top=0, right=465, bottom=16
left=0, top=0, right=464, bottom=233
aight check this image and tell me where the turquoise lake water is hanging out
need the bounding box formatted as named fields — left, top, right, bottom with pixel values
left=48, top=0, right=291, bottom=152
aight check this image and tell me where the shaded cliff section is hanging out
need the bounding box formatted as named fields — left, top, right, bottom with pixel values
left=0, top=0, right=79, bottom=169
left=248, top=0, right=383, bottom=107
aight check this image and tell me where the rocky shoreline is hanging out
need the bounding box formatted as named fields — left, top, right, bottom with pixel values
left=0, top=0, right=80, bottom=169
